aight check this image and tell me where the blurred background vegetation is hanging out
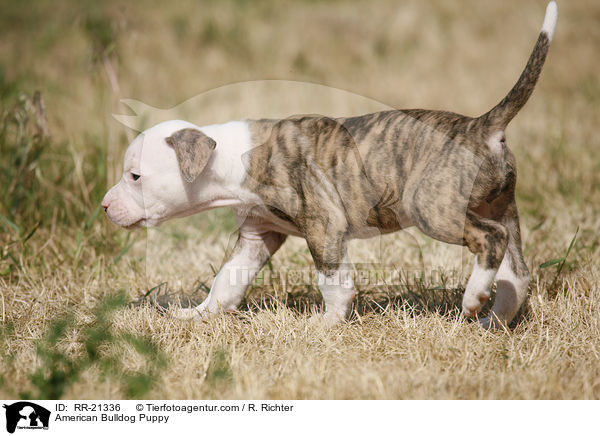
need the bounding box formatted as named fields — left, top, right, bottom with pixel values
left=1, top=0, right=598, bottom=258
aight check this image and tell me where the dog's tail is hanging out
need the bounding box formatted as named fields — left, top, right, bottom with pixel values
left=475, top=1, right=557, bottom=133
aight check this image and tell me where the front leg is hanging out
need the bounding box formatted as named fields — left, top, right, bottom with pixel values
left=312, top=252, right=355, bottom=327
left=304, top=217, right=355, bottom=327
left=175, top=227, right=286, bottom=320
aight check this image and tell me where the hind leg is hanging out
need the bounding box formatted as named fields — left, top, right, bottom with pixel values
left=461, top=211, right=509, bottom=318
left=480, top=201, right=530, bottom=328
left=405, top=183, right=509, bottom=321
left=407, top=208, right=509, bottom=320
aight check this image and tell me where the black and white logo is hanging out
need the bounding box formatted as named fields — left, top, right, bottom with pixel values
left=2, top=402, right=50, bottom=434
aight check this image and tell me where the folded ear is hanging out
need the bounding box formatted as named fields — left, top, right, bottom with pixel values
left=165, top=128, right=217, bottom=182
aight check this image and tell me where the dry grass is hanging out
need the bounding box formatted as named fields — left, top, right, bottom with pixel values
left=1, top=0, right=599, bottom=399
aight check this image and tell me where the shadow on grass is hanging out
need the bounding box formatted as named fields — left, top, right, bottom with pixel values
left=134, top=279, right=529, bottom=329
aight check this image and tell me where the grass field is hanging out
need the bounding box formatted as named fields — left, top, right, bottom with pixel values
left=1, top=0, right=599, bottom=399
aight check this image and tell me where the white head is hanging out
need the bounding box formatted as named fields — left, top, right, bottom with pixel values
left=101, top=120, right=218, bottom=228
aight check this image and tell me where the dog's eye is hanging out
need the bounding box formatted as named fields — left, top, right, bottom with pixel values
left=131, top=172, right=141, bottom=181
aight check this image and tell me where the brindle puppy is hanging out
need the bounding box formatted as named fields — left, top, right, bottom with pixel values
left=102, top=2, right=558, bottom=329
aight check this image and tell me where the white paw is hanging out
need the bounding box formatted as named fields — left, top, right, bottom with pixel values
left=462, top=292, right=490, bottom=317
left=463, top=259, right=494, bottom=317
left=308, top=312, right=345, bottom=328
left=171, top=305, right=210, bottom=321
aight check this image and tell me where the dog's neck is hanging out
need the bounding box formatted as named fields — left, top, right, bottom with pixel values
left=183, top=120, right=258, bottom=214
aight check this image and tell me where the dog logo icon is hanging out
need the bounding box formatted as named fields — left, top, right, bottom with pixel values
left=2, top=402, right=50, bottom=433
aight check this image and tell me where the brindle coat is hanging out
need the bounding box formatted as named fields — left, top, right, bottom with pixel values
left=242, top=24, right=550, bottom=277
